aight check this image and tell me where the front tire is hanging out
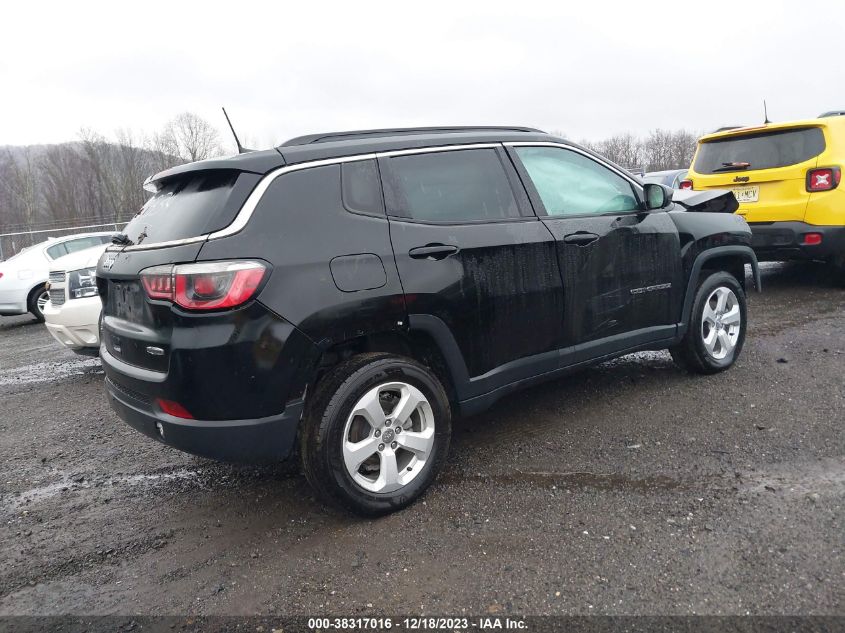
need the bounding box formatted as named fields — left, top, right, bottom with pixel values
left=670, top=271, right=747, bottom=374
left=300, top=353, right=451, bottom=516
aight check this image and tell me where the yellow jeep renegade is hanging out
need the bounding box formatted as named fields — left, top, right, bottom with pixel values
left=684, top=113, right=845, bottom=275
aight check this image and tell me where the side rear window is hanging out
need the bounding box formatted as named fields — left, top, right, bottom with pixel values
left=120, top=170, right=259, bottom=246
left=46, top=243, right=68, bottom=259
left=383, top=149, right=520, bottom=223
left=341, top=159, right=384, bottom=216
left=46, top=236, right=105, bottom=259
left=694, top=127, right=826, bottom=174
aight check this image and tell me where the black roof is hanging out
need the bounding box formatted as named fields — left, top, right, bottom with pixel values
left=281, top=126, right=545, bottom=146
left=278, top=129, right=561, bottom=166
left=150, top=127, right=566, bottom=184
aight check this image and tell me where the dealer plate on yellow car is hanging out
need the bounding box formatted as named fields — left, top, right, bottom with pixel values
left=731, top=185, right=759, bottom=203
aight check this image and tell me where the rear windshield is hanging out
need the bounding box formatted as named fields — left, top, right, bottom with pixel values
left=120, top=170, right=241, bottom=246
left=694, top=127, right=825, bottom=174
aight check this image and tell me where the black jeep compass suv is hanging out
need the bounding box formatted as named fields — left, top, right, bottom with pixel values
left=98, top=126, right=759, bottom=515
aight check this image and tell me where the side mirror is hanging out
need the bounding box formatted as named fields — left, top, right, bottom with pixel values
left=643, top=183, right=674, bottom=211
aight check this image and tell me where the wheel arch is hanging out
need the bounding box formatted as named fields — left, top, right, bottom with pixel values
left=680, top=245, right=760, bottom=333
left=311, top=319, right=465, bottom=409
left=26, top=280, right=48, bottom=306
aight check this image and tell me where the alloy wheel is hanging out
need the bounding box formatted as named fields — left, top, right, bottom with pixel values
left=700, top=286, right=741, bottom=360
left=342, top=382, right=435, bottom=494
left=36, top=290, right=50, bottom=316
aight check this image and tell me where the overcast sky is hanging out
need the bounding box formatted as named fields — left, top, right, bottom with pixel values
left=2, top=0, right=842, bottom=151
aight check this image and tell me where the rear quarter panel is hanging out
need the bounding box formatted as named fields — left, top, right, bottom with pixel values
left=804, top=121, right=845, bottom=226
left=196, top=163, right=407, bottom=348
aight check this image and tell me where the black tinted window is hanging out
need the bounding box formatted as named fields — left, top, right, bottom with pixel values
left=342, top=159, right=383, bottom=215
left=386, top=149, right=520, bottom=222
left=694, top=128, right=825, bottom=174
left=121, top=170, right=239, bottom=245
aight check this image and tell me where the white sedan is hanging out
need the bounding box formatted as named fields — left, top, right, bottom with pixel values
left=0, top=232, right=115, bottom=322
left=43, top=243, right=110, bottom=355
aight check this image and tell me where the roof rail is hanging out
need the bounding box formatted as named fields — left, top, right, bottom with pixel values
left=819, top=110, right=845, bottom=118
left=280, top=126, right=545, bottom=147
left=711, top=126, right=745, bottom=133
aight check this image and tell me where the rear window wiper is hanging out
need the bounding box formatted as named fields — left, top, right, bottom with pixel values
left=112, top=233, right=134, bottom=246
left=712, top=161, right=751, bottom=172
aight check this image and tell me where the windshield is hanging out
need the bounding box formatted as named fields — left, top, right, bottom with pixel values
left=120, top=170, right=240, bottom=246
left=694, top=127, right=825, bottom=174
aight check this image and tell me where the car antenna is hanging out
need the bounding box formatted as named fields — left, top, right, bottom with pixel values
left=763, top=99, right=771, bottom=124
left=222, top=107, right=252, bottom=154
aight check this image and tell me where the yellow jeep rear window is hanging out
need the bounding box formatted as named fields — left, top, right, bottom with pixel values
left=694, top=127, right=825, bottom=174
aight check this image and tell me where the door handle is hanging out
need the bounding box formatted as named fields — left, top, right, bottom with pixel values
left=408, top=244, right=459, bottom=260
left=563, top=232, right=599, bottom=246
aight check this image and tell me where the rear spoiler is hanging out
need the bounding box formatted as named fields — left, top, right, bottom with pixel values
left=672, top=189, right=739, bottom=214
left=143, top=149, right=286, bottom=192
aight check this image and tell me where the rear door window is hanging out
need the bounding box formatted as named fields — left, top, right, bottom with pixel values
left=694, top=127, right=825, bottom=174
left=120, top=170, right=255, bottom=246
left=383, top=149, right=521, bottom=223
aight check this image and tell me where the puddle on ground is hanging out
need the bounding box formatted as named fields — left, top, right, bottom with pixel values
left=0, top=358, right=102, bottom=386
left=3, top=468, right=201, bottom=511
left=739, top=458, right=845, bottom=497
left=443, top=458, right=845, bottom=499
left=440, top=469, right=683, bottom=492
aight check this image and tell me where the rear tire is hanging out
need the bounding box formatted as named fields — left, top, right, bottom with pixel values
left=28, top=285, right=49, bottom=323
left=300, top=353, right=451, bottom=516
left=670, top=271, right=747, bottom=374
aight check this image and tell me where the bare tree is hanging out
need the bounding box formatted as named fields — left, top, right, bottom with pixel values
left=145, top=130, right=181, bottom=174
left=1, top=148, right=41, bottom=226
left=161, top=112, right=223, bottom=163
left=583, top=129, right=700, bottom=172
left=79, top=128, right=123, bottom=221
left=39, top=144, right=89, bottom=223
left=597, top=134, right=643, bottom=169
left=114, top=129, right=151, bottom=220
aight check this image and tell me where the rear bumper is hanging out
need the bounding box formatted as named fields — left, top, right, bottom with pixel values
left=748, top=222, right=845, bottom=261
left=99, top=303, right=319, bottom=464
left=104, top=369, right=303, bottom=464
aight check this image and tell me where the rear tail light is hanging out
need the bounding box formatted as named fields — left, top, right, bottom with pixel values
left=141, top=269, right=174, bottom=300
left=802, top=233, right=823, bottom=246
left=140, top=260, right=268, bottom=310
left=679, top=180, right=693, bottom=190
left=157, top=398, right=194, bottom=419
left=806, top=167, right=840, bottom=192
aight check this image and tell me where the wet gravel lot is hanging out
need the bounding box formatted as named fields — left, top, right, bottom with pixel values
left=0, top=262, right=842, bottom=617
